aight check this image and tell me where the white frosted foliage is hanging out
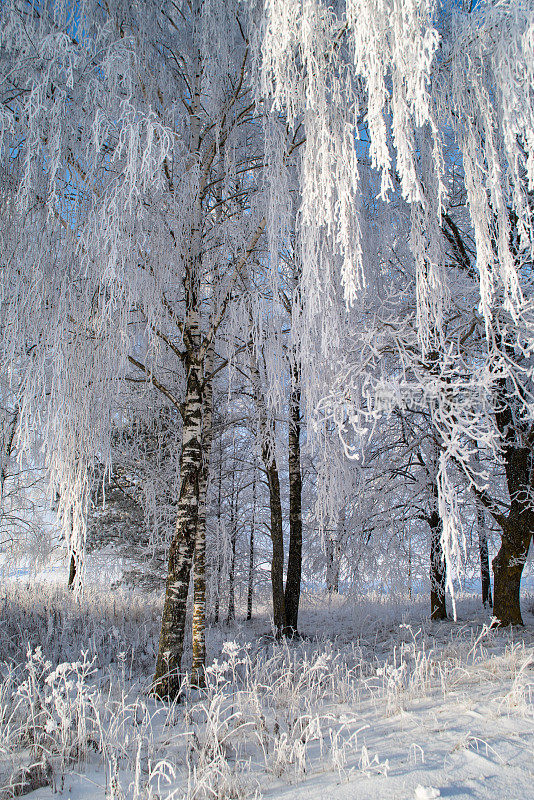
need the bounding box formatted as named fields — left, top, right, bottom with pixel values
left=251, top=0, right=534, bottom=594
left=0, top=0, right=274, bottom=581
left=254, top=0, right=534, bottom=334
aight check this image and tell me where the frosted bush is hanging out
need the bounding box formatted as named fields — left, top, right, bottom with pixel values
left=13, top=647, right=97, bottom=766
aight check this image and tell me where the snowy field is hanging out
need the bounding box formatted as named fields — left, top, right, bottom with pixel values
left=0, top=584, right=532, bottom=800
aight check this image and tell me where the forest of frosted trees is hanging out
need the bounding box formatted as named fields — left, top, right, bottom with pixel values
left=0, top=0, right=534, bottom=709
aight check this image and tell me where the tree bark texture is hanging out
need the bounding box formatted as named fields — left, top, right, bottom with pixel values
left=0, top=405, right=18, bottom=506
left=476, top=506, right=492, bottom=608
left=153, top=36, right=207, bottom=697
left=492, top=517, right=532, bottom=625
left=326, top=510, right=343, bottom=594
left=251, top=360, right=285, bottom=636
left=429, top=510, right=447, bottom=620
left=213, top=432, right=224, bottom=625
left=227, top=479, right=237, bottom=624
left=326, top=535, right=340, bottom=594
left=191, top=345, right=214, bottom=689
left=153, top=348, right=203, bottom=699
left=284, top=360, right=302, bottom=636
left=67, top=552, right=77, bottom=590
left=491, top=376, right=534, bottom=625
left=246, top=466, right=256, bottom=621
left=265, top=447, right=285, bottom=636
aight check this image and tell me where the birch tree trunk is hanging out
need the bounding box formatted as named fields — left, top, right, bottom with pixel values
left=191, top=345, right=214, bottom=688
left=153, top=28, right=207, bottom=697
left=153, top=348, right=203, bottom=698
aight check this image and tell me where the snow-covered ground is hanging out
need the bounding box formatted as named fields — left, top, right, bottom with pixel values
left=0, top=585, right=532, bottom=800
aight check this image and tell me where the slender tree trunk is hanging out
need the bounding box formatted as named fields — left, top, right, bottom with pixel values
left=66, top=504, right=79, bottom=591
left=227, top=479, right=237, bottom=624
left=214, top=552, right=221, bottom=624
left=265, top=450, right=285, bottom=636
left=476, top=506, right=492, bottom=608
left=213, top=432, right=224, bottom=624
left=67, top=552, right=77, bottom=590
left=227, top=530, right=237, bottom=623
left=153, top=30, right=206, bottom=698
left=251, top=360, right=285, bottom=636
left=153, top=346, right=203, bottom=699
left=326, top=534, right=339, bottom=594
left=191, top=346, right=214, bottom=688
left=246, top=465, right=256, bottom=621
left=284, top=360, right=302, bottom=636
left=492, top=517, right=531, bottom=625
left=192, top=520, right=206, bottom=688
left=326, top=510, right=343, bottom=595
left=429, top=510, right=447, bottom=620
left=0, top=405, right=18, bottom=506
left=334, top=510, right=344, bottom=593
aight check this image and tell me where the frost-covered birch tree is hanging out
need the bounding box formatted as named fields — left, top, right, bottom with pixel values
left=0, top=0, right=305, bottom=695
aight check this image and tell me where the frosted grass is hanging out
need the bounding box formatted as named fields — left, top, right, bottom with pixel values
left=0, top=585, right=532, bottom=799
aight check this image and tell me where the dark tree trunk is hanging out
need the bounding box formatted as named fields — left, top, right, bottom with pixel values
left=67, top=552, right=77, bottom=590
left=67, top=502, right=79, bottom=591
left=213, top=433, right=224, bottom=625
left=429, top=510, right=447, bottom=620
left=476, top=506, right=492, bottom=608
left=489, top=363, right=534, bottom=625
left=326, top=535, right=340, bottom=594
left=213, top=554, right=221, bottom=624
left=227, top=489, right=237, bottom=624
left=284, top=361, right=302, bottom=636
left=251, top=360, right=285, bottom=637
left=0, top=405, right=18, bottom=505
left=265, top=449, right=285, bottom=636
left=246, top=467, right=256, bottom=621
left=492, top=517, right=531, bottom=625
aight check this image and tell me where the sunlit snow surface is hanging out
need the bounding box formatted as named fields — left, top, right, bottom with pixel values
left=0, top=585, right=532, bottom=800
